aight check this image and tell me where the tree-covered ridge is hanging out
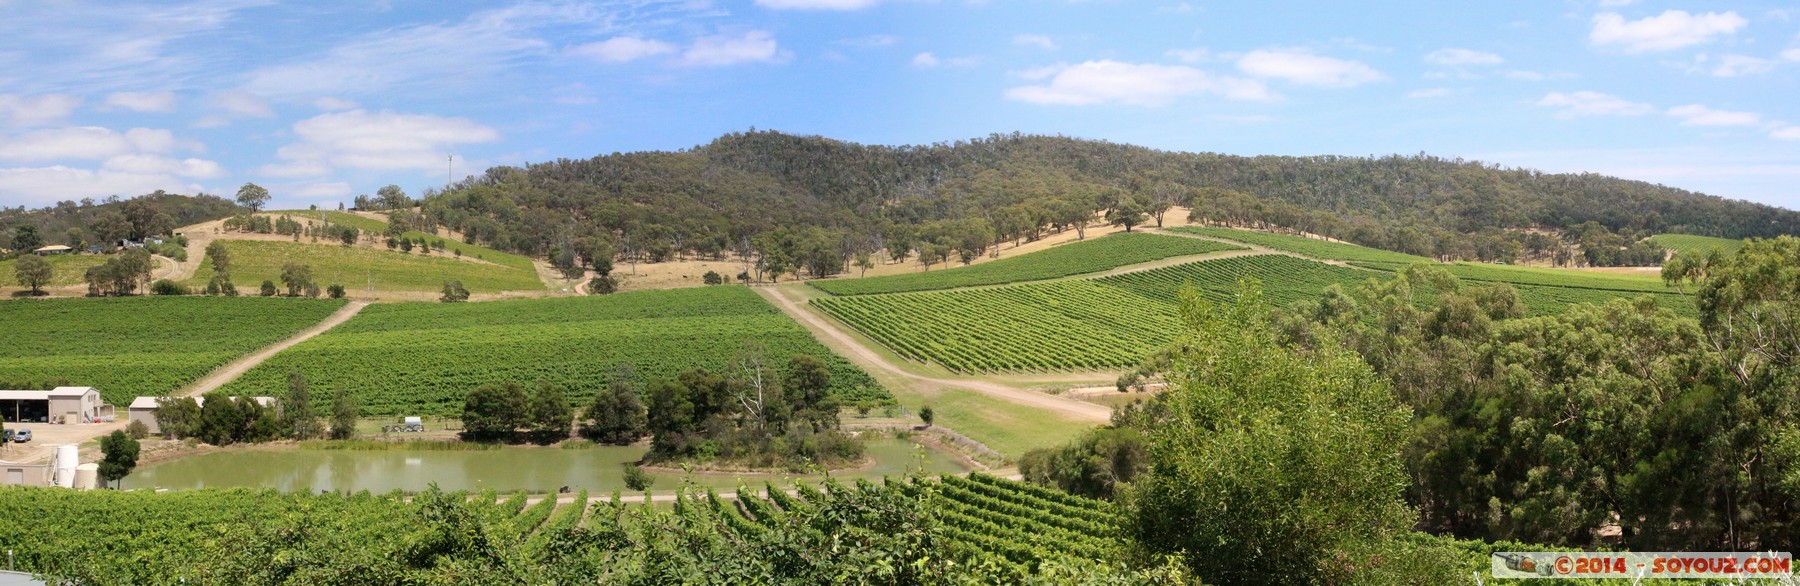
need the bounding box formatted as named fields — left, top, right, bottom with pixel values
left=2, top=191, right=243, bottom=251
left=417, top=131, right=1798, bottom=275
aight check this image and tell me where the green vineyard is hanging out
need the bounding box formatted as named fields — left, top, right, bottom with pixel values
left=814, top=254, right=1373, bottom=373
left=809, top=232, right=1242, bottom=296
left=1646, top=233, right=1747, bottom=257
left=814, top=279, right=1177, bottom=373
left=218, top=286, right=886, bottom=415
left=0, top=297, right=347, bottom=403
left=1, top=254, right=109, bottom=287
left=1165, top=226, right=1433, bottom=264
left=0, top=473, right=1143, bottom=584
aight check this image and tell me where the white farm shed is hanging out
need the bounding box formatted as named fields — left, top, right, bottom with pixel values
left=0, top=387, right=104, bottom=423
left=128, top=395, right=277, bottom=434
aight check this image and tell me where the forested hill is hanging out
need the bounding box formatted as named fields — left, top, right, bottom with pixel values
left=422, top=131, right=1799, bottom=267
left=2, top=192, right=243, bottom=250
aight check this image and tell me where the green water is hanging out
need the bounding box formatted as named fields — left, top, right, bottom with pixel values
left=122, top=439, right=967, bottom=493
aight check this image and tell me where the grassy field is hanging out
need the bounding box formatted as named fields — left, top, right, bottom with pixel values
left=263, top=210, right=539, bottom=274
left=1646, top=233, right=1746, bottom=257
left=809, top=232, right=1243, bottom=296
left=1, top=254, right=109, bottom=287
left=1165, top=226, right=1433, bottom=264
left=0, top=296, right=346, bottom=404
left=184, top=240, right=543, bottom=295
left=217, top=286, right=885, bottom=415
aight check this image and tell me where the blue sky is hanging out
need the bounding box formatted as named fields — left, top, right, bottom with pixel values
left=1, top=0, right=1797, bottom=211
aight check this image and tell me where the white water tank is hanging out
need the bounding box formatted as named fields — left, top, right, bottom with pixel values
left=73, top=463, right=98, bottom=490
left=52, top=445, right=78, bottom=488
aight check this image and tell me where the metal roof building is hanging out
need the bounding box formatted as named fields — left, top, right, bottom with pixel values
left=0, top=387, right=103, bottom=424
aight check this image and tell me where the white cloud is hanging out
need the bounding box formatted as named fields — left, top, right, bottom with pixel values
left=1406, top=87, right=1456, bottom=99
left=755, top=0, right=880, bottom=9
left=0, top=165, right=216, bottom=207
left=103, top=91, right=177, bottom=113
left=1166, top=48, right=1211, bottom=63
left=285, top=182, right=354, bottom=200
left=1706, top=54, right=1778, bottom=77
left=0, top=127, right=190, bottom=162
left=837, top=35, right=898, bottom=47
left=1004, top=60, right=1273, bottom=106
left=1425, top=48, right=1504, bottom=66
left=207, top=91, right=272, bottom=118
left=312, top=97, right=359, bottom=111
left=1771, top=127, right=1800, bottom=140
left=681, top=31, right=785, bottom=67
left=1236, top=50, right=1385, bottom=87
left=1504, top=70, right=1576, bottom=81
left=263, top=110, right=498, bottom=179
left=101, top=153, right=225, bottom=179
left=1784, top=48, right=1800, bottom=61
left=1598, top=0, right=1637, bottom=6
left=568, top=37, right=678, bottom=63
left=1590, top=10, right=1747, bottom=53
left=1666, top=104, right=1761, bottom=126
left=0, top=94, right=82, bottom=127
left=911, top=52, right=978, bottom=69
left=1014, top=34, right=1057, bottom=51
left=242, top=3, right=643, bottom=98
left=1537, top=91, right=1653, bottom=117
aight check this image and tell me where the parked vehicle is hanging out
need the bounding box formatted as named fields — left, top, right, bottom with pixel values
left=12, top=429, right=32, bottom=443
left=402, top=417, right=424, bottom=432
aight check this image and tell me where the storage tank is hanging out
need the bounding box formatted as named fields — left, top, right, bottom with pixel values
left=52, top=445, right=78, bottom=488
left=73, top=463, right=98, bottom=490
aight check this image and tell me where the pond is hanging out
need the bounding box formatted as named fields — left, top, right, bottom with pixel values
left=122, top=438, right=968, bottom=493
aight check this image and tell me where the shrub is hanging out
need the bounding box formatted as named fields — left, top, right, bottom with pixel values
left=327, top=284, right=345, bottom=299
left=259, top=280, right=277, bottom=297
left=150, top=279, right=187, bottom=296
left=125, top=419, right=150, bottom=440
left=623, top=463, right=653, bottom=492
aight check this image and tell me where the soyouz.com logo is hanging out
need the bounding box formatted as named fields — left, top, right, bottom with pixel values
left=1492, top=552, right=1793, bottom=579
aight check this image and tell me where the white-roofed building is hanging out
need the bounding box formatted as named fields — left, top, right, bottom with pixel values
left=0, top=387, right=105, bottom=423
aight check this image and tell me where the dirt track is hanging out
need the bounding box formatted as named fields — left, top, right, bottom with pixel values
left=755, top=286, right=1110, bottom=423
left=179, top=300, right=370, bottom=396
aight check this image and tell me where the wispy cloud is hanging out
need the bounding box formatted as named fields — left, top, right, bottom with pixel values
left=755, top=0, right=881, bottom=10
left=912, top=52, right=979, bottom=69
left=1236, top=49, right=1385, bottom=87
left=1666, top=104, right=1761, bottom=126
left=103, top=91, right=179, bottom=113
left=1537, top=91, right=1653, bottom=117
left=0, top=94, right=83, bottom=127
left=1005, top=60, right=1272, bottom=106
left=569, top=37, right=679, bottom=63
left=263, top=109, right=499, bottom=178
left=1013, top=34, right=1057, bottom=51
left=1425, top=48, right=1503, bottom=66
left=681, top=31, right=788, bottom=67
left=1590, top=10, right=1747, bottom=53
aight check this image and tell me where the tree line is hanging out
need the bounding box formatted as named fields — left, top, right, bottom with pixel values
left=409, top=130, right=1799, bottom=282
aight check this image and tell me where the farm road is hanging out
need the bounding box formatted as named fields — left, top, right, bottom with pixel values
left=755, top=286, right=1110, bottom=424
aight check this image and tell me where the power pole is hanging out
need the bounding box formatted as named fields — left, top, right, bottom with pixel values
left=447, top=155, right=453, bottom=186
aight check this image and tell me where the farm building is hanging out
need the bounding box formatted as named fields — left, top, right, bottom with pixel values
left=127, top=395, right=278, bottom=434
left=31, top=245, right=71, bottom=256
left=0, top=387, right=107, bottom=423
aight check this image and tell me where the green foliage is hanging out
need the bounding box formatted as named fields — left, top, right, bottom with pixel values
left=0, top=296, right=345, bottom=404
left=96, top=430, right=140, bottom=487
left=259, top=280, right=277, bottom=296
left=440, top=279, right=470, bottom=302
left=12, top=254, right=51, bottom=293
left=1122, top=283, right=1458, bottom=585
left=150, top=278, right=187, bottom=295
left=462, top=382, right=528, bottom=441
left=186, top=240, right=541, bottom=296
left=582, top=370, right=648, bottom=445
left=329, top=387, right=357, bottom=440
left=811, top=232, right=1242, bottom=296
left=1019, top=426, right=1145, bottom=500
left=622, top=464, right=653, bottom=492
left=234, top=182, right=271, bottom=212
left=219, top=286, right=884, bottom=415
left=919, top=405, right=934, bottom=427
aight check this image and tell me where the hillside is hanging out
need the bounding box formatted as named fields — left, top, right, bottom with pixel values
left=418, top=131, right=1800, bottom=276
left=1, top=192, right=242, bottom=250
left=1647, top=233, right=1747, bottom=257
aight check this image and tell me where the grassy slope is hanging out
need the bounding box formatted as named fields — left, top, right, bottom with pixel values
left=0, top=297, right=346, bottom=403
left=1, top=254, right=109, bottom=287
left=809, top=232, right=1243, bottom=296
left=184, top=240, right=542, bottom=294
left=1647, top=233, right=1747, bottom=257
left=263, top=210, right=538, bottom=273
left=218, top=286, right=884, bottom=415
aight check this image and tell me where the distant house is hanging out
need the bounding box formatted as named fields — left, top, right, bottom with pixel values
left=0, top=387, right=106, bottom=423
left=127, top=395, right=278, bottom=434
left=116, top=239, right=143, bottom=249
left=85, top=244, right=106, bottom=254
left=32, top=245, right=72, bottom=256
left=145, top=236, right=165, bottom=245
